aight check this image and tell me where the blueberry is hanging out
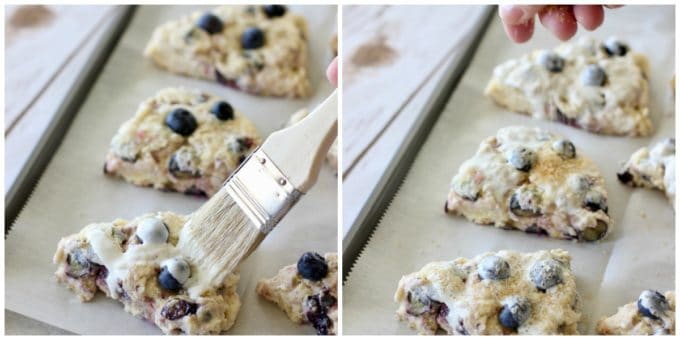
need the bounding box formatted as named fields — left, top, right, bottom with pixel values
left=538, top=51, right=564, bottom=73
left=509, top=186, right=542, bottom=217
left=165, top=108, right=197, bottom=136
left=136, top=217, right=169, bottom=244
left=584, top=191, right=608, bottom=213
left=297, top=252, right=328, bottom=281
left=529, top=259, right=563, bottom=291
left=499, top=296, right=531, bottom=329
left=406, top=287, right=438, bottom=315
left=602, top=38, right=629, bottom=57
left=477, top=255, right=510, bottom=281
left=161, top=298, right=198, bottom=320
left=304, top=289, right=336, bottom=335
left=617, top=170, right=633, bottom=184
left=211, top=101, right=234, bottom=120
left=637, top=290, right=669, bottom=320
left=508, top=147, right=536, bottom=172
left=168, top=151, right=200, bottom=179
left=159, top=258, right=191, bottom=291
left=263, top=5, right=287, bottom=18
left=453, top=178, right=480, bottom=201
left=65, top=249, right=95, bottom=278
left=241, top=27, right=265, bottom=49
left=552, top=139, right=576, bottom=159
left=581, top=64, right=607, bottom=86
left=196, top=13, right=223, bottom=35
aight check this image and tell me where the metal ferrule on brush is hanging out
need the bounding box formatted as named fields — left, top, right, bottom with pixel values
left=223, top=149, right=302, bottom=234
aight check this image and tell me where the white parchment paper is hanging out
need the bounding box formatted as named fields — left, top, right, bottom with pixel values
left=5, top=5, right=337, bottom=335
left=343, top=5, right=674, bottom=335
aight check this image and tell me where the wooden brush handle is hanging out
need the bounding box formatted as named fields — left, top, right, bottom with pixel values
left=261, top=90, right=338, bottom=193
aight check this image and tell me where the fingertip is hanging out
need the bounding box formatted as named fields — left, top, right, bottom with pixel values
left=573, top=5, right=604, bottom=31
left=539, top=6, right=578, bottom=41
left=503, top=18, right=535, bottom=43
left=326, top=57, right=338, bottom=87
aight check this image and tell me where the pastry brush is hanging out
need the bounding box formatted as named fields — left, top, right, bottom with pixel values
left=178, top=90, right=337, bottom=286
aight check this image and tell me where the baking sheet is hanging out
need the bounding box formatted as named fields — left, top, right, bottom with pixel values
left=343, top=5, right=674, bottom=335
left=5, top=5, right=337, bottom=335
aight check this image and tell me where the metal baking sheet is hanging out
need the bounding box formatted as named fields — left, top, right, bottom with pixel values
left=5, top=5, right=337, bottom=335
left=343, top=5, right=674, bottom=335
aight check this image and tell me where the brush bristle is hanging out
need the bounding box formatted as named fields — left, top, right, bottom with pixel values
left=178, top=187, right=264, bottom=286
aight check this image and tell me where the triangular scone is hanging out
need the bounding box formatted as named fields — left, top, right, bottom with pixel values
left=144, top=5, right=310, bottom=98
left=597, top=290, right=675, bottom=335
left=617, top=138, right=675, bottom=207
left=445, top=126, right=611, bottom=241
left=256, top=253, right=338, bottom=335
left=485, top=37, right=652, bottom=136
left=104, top=88, right=261, bottom=197
left=53, top=211, right=241, bottom=335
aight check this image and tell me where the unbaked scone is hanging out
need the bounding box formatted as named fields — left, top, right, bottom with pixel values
left=256, top=252, right=338, bottom=335
left=597, top=290, right=675, bottom=335
left=445, top=126, right=611, bottom=241
left=395, top=249, right=581, bottom=335
left=103, top=87, right=261, bottom=197
left=485, top=36, right=652, bottom=136
left=53, top=211, right=240, bottom=334
left=144, top=5, right=310, bottom=98
left=617, top=138, right=675, bottom=207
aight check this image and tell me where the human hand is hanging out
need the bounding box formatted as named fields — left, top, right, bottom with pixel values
left=326, top=57, right=338, bottom=87
left=499, top=5, right=623, bottom=43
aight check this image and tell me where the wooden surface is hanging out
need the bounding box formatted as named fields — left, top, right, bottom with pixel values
left=341, top=5, right=492, bottom=235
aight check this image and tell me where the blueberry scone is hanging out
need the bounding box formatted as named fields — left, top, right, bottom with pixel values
left=103, top=87, right=261, bottom=197
left=617, top=138, right=675, bottom=207
left=486, top=37, right=652, bottom=136
left=286, top=108, right=338, bottom=172
left=395, top=249, right=581, bottom=335
left=597, top=290, right=675, bottom=335
left=144, top=5, right=310, bottom=98
left=256, top=252, right=338, bottom=335
left=53, top=212, right=241, bottom=334
left=445, top=126, right=611, bottom=241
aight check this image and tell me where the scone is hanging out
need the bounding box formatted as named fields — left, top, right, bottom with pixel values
left=485, top=36, right=652, bottom=136
left=286, top=108, right=338, bottom=173
left=617, top=138, right=675, bottom=207
left=445, top=126, right=611, bottom=241
left=395, top=249, right=581, bottom=335
left=53, top=212, right=241, bottom=335
left=144, top=5, right=311, bottom=98
left=256, top=252, right=338, bottom=335
left=103, top=87, right=261, bottom=197
left=597, top=290, right=675, bottom=335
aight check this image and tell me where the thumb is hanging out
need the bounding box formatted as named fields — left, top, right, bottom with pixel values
left=499, top=5, right=545, bottom=25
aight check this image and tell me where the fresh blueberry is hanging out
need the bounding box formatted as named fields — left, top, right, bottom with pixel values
left=477, top=255, right=510, bottom=281
left=159, top=258, right=191, bottom=291
left=196, top=13, right=223, bottom=35
left=584, top=191, right=608, bottom=213
left=538, top=51, right=564, bottom=73
left=637, top=290, right=669, bottom=320
left=241, top=27, right=265, bottom=49
left=297, top=252, right=328, bottom=281
left=529, top=259, right=563, bottom=291
left=161, top=298, right=198, bottom=320
left=499, top=296, right=531, bottom=329
left=211, top=101, right=234, bottom=120
left=581, top=64, right=607, bottom=86
left=602, top=38, right=629, bottom=57
left=304, top=289, right=336, bottom=335
left=552, top=139, right=576, bottom=159
left=453, top=178, right=480, bottom=202
left=508, top=147, right=536, bottom=172
left=136, top=217, right=169, bottom=244
left=509, top=186, right=542, bottom=217
left=165, top=108, right=198, bottom=136
left=263, top=5, right=287, bottom=18
left=159, top=267, right=182, bottom=291
left=617, top=170, right=633, bottom=184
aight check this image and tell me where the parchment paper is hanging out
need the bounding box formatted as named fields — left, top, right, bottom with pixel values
left=5, top=5, right=337, bottom=335
left=343, top=5, right=674, bottom=335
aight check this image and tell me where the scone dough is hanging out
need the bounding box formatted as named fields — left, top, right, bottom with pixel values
left=144, top=5, right=310, bottom=98
left=446, top=126, right=611, bottom=241
left=395, top=249, right=581, bottom=335
left=53, top=211, right=241, bottom=335
left=256, top=253, right=338, bottom=335
left=104, top=87, right=261, bottom=197
left=486, top=36, right=652, bottom=136
left=617, top=138, right=675, bottom=207
left=597, top=290, right=675, bottom=335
